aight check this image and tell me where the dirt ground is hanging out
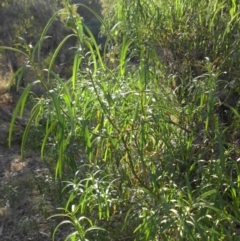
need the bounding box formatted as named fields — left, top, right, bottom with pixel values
left=0, top=48, right=74, bottom=240
left=0, top=92, right=64, bottom=241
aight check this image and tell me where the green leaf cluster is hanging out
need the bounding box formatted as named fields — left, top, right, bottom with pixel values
left=4, top=0, right=240, bottom=240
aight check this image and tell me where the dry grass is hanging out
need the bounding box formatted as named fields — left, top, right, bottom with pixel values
left=0, top=53, right=14, bottom=95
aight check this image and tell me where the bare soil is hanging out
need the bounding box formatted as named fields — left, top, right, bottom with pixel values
left=0, top=92, right=61, bottom=241
left=0, top=50, right=73, bottom=240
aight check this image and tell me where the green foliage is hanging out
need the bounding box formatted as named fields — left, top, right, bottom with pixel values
left=3, top=0, right=240, bottom=240
left=100, top=0, right=114, bottom=16
left=71, top=0, right=103, bottom=43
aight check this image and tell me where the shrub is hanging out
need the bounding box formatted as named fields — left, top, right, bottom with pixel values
left=4, top=0, right=240, bottom=240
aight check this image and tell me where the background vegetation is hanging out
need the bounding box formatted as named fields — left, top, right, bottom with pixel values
left=1, top=0, right=240, bottom=240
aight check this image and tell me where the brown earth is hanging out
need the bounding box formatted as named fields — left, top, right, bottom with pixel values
left=0, top=92, right=68, bottom=241
left=0, top=48, right=74, bottom=240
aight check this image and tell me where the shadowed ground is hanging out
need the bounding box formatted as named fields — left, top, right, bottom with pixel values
left=0, top=86, right=68, bottom=240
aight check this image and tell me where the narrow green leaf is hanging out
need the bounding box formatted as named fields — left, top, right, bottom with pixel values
left=9, top=80, right=40, bottom=147
left=48, top=34, right=76, bottom=81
